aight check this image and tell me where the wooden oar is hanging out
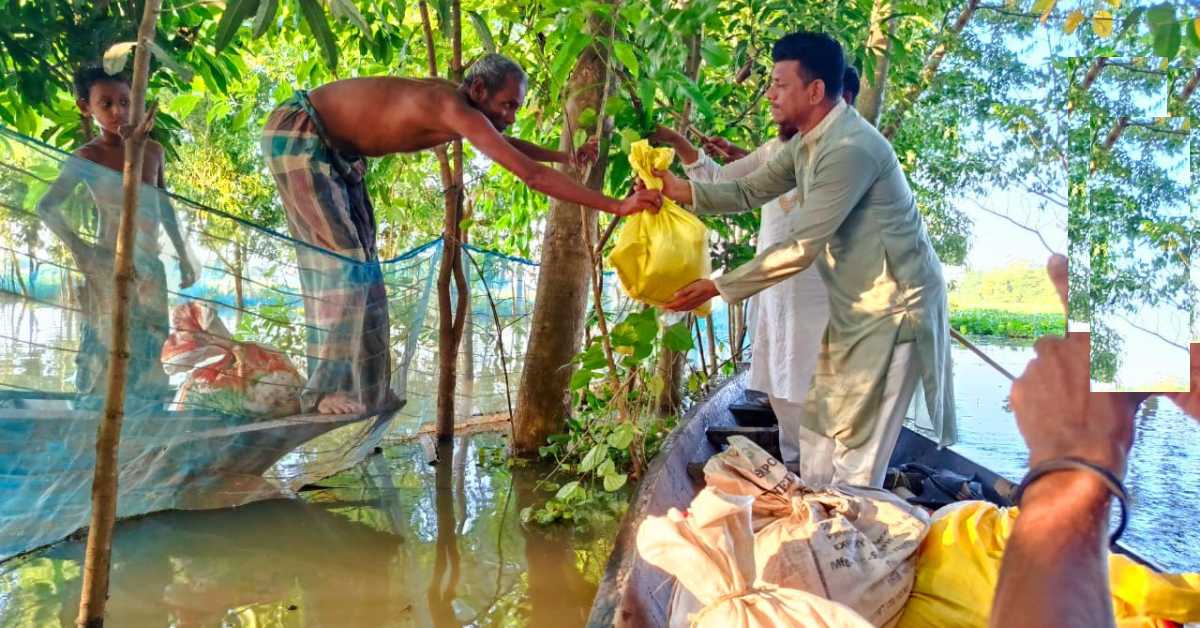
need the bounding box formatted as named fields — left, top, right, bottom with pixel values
left=950, top=329, right=1017, bottom=382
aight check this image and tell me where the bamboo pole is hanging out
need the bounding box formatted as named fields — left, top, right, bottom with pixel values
left=75, top=0, right=162, bottom=624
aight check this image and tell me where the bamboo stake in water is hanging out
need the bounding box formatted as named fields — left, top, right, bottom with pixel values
left=76, top=0, right=162, bottom=624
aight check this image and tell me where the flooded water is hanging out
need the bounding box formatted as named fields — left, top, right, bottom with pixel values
left=0, top=433, right=618, bottom=627
left=0, top=301, right=1197, bottom=626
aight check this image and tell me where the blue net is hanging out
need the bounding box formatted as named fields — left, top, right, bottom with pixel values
left=0, top=124, right=738, bottom=561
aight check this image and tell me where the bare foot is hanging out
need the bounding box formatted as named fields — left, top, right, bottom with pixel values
left=317, top=393, right=366, bottom=415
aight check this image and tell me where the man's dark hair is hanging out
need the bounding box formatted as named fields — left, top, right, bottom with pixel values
left=73, top=65, right=131, bottom=101
left=843, top=66, right=860, bottom=104
left=771, top=32, right=845, bottom=101
left=463, top=53, right=527, bottom=93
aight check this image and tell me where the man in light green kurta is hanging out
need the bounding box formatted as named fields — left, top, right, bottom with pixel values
left=657, top=32, right=955, bottom=487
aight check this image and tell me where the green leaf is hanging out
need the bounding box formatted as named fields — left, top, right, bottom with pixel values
left=148, top=42, right=194, bottom=82
left=607, top=422, right=634, bottom=450
left=206, top=100, right=231, bottom=126
left=1188, top=17, right=1200, bottom=50
left=578, top=106, right=597, bottom=130
left=251, top=0, right=279, bottom=37
left=579, top=343, right=607, bottom=370
left=612, top=40, right=639, bottom=78
left=555, top=480, right=583, bottom=501
left=298, top=0, right=340, bottom=69
left=569, top=367, right=596, bottom=391
left=619, top=127, right=641, bottom=152
left=603, top=472, right=627, bottom=492
left=393, top=0, right=407, bottom=21
left=700, top=40, right=731, bottom=67
left=1146, top=3, right=1175, bottom=28
left=663, top=321, right=694, bottom=351
left=169, top=93, right=203, bottom=119
left=636, top=78, right=656, bottom=127
left=596, top=457, right=616, bottom=478
left=435, top=0, right=451, bottom=38
left=232, top=103, right=254, bottom=131
left=663, top=69, right=712, bottom=118
left=469, top=11, right=496, bottom=54
left=1118, top=7, right=1145, bottom=39
left=579, top=444, right=608, bottom=473
left=573, top=128, right=587, bottom=150
left=1031, top=0, right=1055, bottom=21
left=330, top=0, right=370, bottom=35
left=604, top=97, right=627, bottom=118
left=550, top=31, right=591, bottom=91
left=1153, top=21, right=1181, bottom=59
left=214, top=0, right=261, bottom=51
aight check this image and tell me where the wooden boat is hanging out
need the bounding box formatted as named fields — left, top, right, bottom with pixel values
left=588, top=372, right=1153, bottom=627
left=0, top=389, right=402, bottom=561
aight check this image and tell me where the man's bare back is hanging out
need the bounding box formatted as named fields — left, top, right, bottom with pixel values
left=308, top=78, right=472, bottom=157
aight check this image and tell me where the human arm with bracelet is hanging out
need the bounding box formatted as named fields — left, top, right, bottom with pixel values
left=991, top=254, right=1148, bottom=628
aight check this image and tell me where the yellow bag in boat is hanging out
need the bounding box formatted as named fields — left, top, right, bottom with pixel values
left=608, top=140, right=712, bottom=316
left=896, top=501, right=1200, bottom=628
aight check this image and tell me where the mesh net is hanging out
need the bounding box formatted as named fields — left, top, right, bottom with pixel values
left=0, top=125, right=742, bottom=562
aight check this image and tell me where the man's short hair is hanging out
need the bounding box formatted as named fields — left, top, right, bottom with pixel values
left=772, top=32, right=845, bottom=102
left=463, top=53, right=527, bottom=92
left=843, top=66, right=860, bottom=104
left=73, top=65, right=131, bottom=101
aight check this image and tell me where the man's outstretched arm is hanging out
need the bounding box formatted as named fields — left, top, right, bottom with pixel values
left=447, top=103, right=658, bottom=216
left=505, top=136, right=597, bottom=166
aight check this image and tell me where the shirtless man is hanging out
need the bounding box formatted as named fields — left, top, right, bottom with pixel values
left=261, top=53, right=661, bottom=415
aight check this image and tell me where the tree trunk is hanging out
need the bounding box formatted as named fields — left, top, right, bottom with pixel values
left=424, top=0, right=469, bottom=441
left=857, top=0, right=894, bottom=126
left=512, top=3, right=614, bottom=455
left=233, top=242, right=245, bottom=330
left=75, top=0, right=161, bottom=624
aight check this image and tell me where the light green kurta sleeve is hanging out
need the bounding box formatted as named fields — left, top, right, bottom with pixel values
left=709, top=143, right=882, bottom=303
left=689, top=138, right=799, bottom=215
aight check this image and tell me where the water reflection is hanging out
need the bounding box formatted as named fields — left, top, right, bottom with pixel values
left=0, top=433, right=615, bottom=627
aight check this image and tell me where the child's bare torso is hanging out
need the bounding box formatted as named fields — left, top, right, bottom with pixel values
left=74, top=139, right=165, bottom=256
left=307, top=77, right=468, bottom=157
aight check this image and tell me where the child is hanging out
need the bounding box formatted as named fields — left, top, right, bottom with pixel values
left=36, top=65, right=196, bottom=402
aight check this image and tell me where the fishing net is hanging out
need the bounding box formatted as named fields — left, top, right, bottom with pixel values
left=0, top=124, right=738, bottom=561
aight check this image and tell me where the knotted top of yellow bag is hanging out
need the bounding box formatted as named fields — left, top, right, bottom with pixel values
left=629, top=140, right=680, bottom=205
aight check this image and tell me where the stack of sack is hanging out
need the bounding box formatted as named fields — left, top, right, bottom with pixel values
left=640, top=436, right=930, bottom=627
left=636, top=487, right=875, bottom=627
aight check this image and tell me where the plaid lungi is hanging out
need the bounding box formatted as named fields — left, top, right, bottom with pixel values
left=261, top=90, right=391, bottom=414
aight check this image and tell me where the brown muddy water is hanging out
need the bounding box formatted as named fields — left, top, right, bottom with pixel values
left=0, top=433, right=620, bottom=627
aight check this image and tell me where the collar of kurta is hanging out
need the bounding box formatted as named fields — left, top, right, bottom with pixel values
left=800, top=99, right=848, bottom=149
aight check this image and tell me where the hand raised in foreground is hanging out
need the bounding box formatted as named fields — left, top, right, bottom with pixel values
left=571, top=136, right=600, bottom=169
left=665, top=279, right=719, bottom=312
left=1009, top=254, right=1144, bottom=482
left=612, top=188, right=663, bottom=217
left=700, top=135, right=748, bottom=163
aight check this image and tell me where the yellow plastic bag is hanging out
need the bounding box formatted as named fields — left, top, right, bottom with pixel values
left=609, top=140, right=712, bottom=316
left=897, top=501, right=1200, bottom=628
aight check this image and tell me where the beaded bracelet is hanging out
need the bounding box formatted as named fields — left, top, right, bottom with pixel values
left=1012, top=456, right=1129, bottom=547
